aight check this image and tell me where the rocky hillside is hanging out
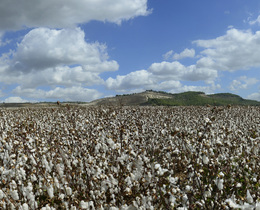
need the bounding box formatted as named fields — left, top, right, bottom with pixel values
left=88, top=90, right=260, bottom=106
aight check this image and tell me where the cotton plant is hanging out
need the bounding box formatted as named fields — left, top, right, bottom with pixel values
left=0, top=106, right=259, bottom=209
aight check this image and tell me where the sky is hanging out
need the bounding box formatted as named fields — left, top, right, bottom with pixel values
left=1, top=0, right=260, bottom=102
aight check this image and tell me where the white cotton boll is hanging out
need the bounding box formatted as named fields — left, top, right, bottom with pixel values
left=56, top=164, right=64, bottom=177
left=225, top=199, right=241, bottom=208
left=0, top=189, right=5, bottom=199
left=205, top=118, right=210, bottom=123
left=109, top=207, right=119, bottom=210
left=158, top=168, right=168, bottom=176
left=30, top=174, right=37, bottom=182
left=29, top=155, right=37, bottom=165
left=182, top=194, right=188, bottom=205
left=54, top=177, right=59, bottom=189
left=20, top=167, right=26, bottom=180
left=80, top=201, right=89, bottom=209
left=70, top=206, right=77, bottom=210
left=20, top=203, right=29, bottom=210
left=202, top=155, right=209, bottom=164
left=10, top=190, right=19, bottom=200
left=59, top=194, right=65, bottom=200
left=204, top=190, right=211, bottom=198
left=66, top=187, right=72, bottom=195
left=216, top=178, right=224, bottom=190
left=10, top=180, right=17, bottom=189
left=154, top=164, right=161, bottom=170
left=185, top=185, right=191, bottom=192
left=47, top=186, right=54, bottom=198
left=236, top=183, right=242, bottom=188
left=26, top=182, right=33, bottom=194
left=169, top=177, right=178, bottom=185
left=219, top=172, right=224, bottom=177
left=255, top=202, right=260, bottom=210
left=22, top=155, right=28, bottom=162
left=89, top=201, right=94, bottom=209
left=246, top=189, right=253, bottom=204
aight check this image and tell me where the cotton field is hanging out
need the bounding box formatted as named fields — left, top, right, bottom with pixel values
left=0, top=105, right=259, bottom=209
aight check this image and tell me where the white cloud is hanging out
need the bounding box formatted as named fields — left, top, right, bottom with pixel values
left=248, top=91, right=260, bottom=101
left=169, top=83, right=221, bottom=94
left=229, top=76, right=259, bottom=91
left=249, top=15, right=260, bottom=25
left=12, top=28, right=118, bottom=73
left=3, top=97, right=29, bottom=103
left=162, top=50, right=173, bottom=60
left=106, top=70, right=155, bottom=91
left=148, top=61, right=217, bottom=82
left=194, top=28, right=260, bottom=71
left=13, top=86, right=102, bottom=102
left=106, top=61, right=218, bottom=92
left=0, top=0, right=150, bottom=30
left=0, top=28, right=118, bottom=88
left=173, top=48, right=195, bottom=60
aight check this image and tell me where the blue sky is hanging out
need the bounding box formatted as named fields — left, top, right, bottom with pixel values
left=0, top=0, right=260, bottom=102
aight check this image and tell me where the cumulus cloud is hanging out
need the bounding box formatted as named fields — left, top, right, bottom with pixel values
left=229, top=76, right=259, bottom=91
left=0, top=0, right=150, bottom=30
left=106, top=70, right=155, bottom=91
left=248, top=91, right=260, bottom=101
left=0, top=28, right=118, bottom=89
left=194, top=28, right=260, bottom=71
left=13, top=86, right=102, bottom=102
left=12, top=27, right=118, bottom=73
left=173, top=48, right=195, bottom=60
left=106, top=60, right=218, bottom=92
left=3, top=96, right=29, bottom=103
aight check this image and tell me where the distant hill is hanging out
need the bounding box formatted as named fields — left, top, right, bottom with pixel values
left=1, top=90, right=259, bottom=107
left=89, top=90, right=260, bottom=106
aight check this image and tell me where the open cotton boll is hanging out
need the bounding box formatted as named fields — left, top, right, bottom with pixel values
left=80, top=201, right=89, bottom=209
left=47, top=186, right=54, bottom=198
left=216, top=178, right=224, bottom=190
left=0, top=189, right=5, bottom=199
left=246, top=190, right=253, bottom=204
left=66, top=187, right=72, bottom=195
left=20, top=203, right=29, bottom=210
left=202, top=154, right=209, bottom=164
left=10, top=189, right=19, bottom=200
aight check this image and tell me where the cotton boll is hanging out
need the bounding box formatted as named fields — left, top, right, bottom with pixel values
left=10, top=180, right=17, bottom=189
left=47, top=186, right=54, bottom=198
left=59, top=194, right=65, bottom=200
left=0, top=189, right=5, bottom=199
left=20, top=203, right=29, bottom=210
left=65, top=187, right=72, bottom=195
left=54, top=177, right=60, bottom=189
left=10, top=189, right=19, bottom=200
left=236, top=183, right=242, bottom=188
left=202, top=154, right=209, bottom=164
left=80, top=201, right=89, bottom=209
left=216, top=178, right=224, bottom=190
left=246, top=189, right=253, bottom=204
left=154, top=164, right=161, bottom=170
left=185, top=185, right=192, bottom=192
left=169, top=195, right=176, bottom=207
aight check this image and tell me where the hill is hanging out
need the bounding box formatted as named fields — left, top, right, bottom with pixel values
left=89, top=90, right=260, bottom=106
